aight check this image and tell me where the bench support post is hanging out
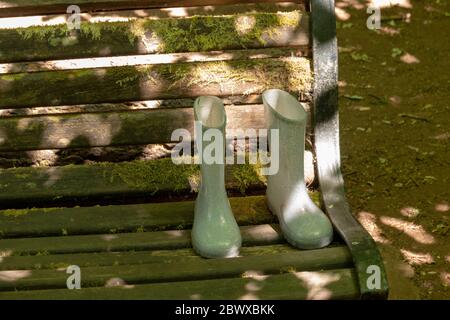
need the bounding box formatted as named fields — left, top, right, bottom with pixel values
left=311, top=0, right=389, bottom=299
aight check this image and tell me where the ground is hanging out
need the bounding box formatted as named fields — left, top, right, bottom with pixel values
left=336, top=0, right=449, bottom=299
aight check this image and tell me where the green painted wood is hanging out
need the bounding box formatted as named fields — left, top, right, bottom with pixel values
left=0, top=268, right=359, bottom=300
left=0, top=8, right=308, bottom=63
left=0, top=224, right=283, bottom=255
left=0, top=196, right=278, bottom=238
left=0, top=0, right=305, bottom=17
left=0, top=159, right=272, bottom=209
left=0, top=57, right=312, bottom=109
left=0, top=244, right=301, bottom=270
left=0, top=104, right=265, bottom=151
left=0, top=248, right=352, bottom=291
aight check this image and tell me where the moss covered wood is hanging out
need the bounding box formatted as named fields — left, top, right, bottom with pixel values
left=0, top=9, right=308, bottom=63
left=0, top=57, right=312, bottom=109
left=0, top=158, right=277, bottom=208
left=0, top=0, right=306, bottom=18
left=0, top=195, right=282, bottom=238
left=0, top=268, right=358, bottom=300
left=0, top=47, right=308, bottom=74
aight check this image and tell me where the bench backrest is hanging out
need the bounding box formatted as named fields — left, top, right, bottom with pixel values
left=0, top=0, right=311, bottom=154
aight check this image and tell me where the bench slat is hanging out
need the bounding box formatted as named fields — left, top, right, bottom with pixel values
left=0, top=3, right=303, bottom=29
left=0, top=195, right=282, bottom=238
left=0, top=0, right=305, bottom=18
left=0, top=248, right=351, bottom=292
left=0, top=57, right=312, bottom=109
left=0, top=269, right=359, bottom=300
left=0, top=224, right=286, bottom=255
left=0, top=158, right=273, bottom=208
left=0, top=244, right=300, bottom=270
left=4, top=243, right=326, bottom=271
left=0, top=48, right=308, bottom=75
left=0, top=5, right=307, bottom=63
left=0, top=104, right=268, bottom=151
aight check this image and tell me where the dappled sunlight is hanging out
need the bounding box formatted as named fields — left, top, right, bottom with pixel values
left=400, top=249, right=434, bottom=266
left=440, top=272, right=450, bottom=287
left=0, top=128, right=6, bottom=145
left=377, top=26, right=400, bottom=36
left=400, top=207, right=420, bottom=218
left=238, top=271, right=268, bottom=300
left=380, top=216, right=435, bottom=244
left=42, top=167, right=61, bottom=188
left=357, top=211, right=391, bottom=244
left=241, top=270, right=269, bottom=282
left=26, top=150, right=57, bottom=167
left=335, top=7, right=352, bottom=21
left=101, top=234, right=119, bottom=242
left=0, top=250, right=13, bottom=264
left=435, top=202, right=449, bottom=213
left=235, top=15, right=257, bottom=35
left=163, top=230, right=186, bottom=238
left=335, top=0, right=413, bottom=22
left=104, top=277, right=135, bottom=288
left=400, top=53, right=420, bottom=64
left=337, top=0, right=413, bottom=9
left=0, top=270, right=31, bottom=282
left=369, top=0, right=412, bottom=9
left=294, top=271, right=341, bottom=300
left=160, top=7, right=189, bottom=18
left=239, top=280, right=263, bottom=300
left=337, top=0, right=365, bottom=10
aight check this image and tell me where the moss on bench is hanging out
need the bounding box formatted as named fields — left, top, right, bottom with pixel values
left=8, top=10, right=303, bottom=60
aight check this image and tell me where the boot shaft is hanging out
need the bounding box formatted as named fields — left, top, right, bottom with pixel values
left=262, top=89, right=307, bottom=184
left=194, top=96, right=227, bottom=192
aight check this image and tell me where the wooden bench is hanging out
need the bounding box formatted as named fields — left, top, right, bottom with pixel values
left=0, top=0, right=388, bottom=299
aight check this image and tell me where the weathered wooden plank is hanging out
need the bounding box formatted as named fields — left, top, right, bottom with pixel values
left=0, top=95, right=264, bottom=117
left=0, top=8, right=308, bottom=63
left=0, top=1, right=306, bottom=18
left=0, top=47, right=309, bottom=74
left=0, top=104, right=267, bottom=151
left=0, top=57, right=312, bottom=109
left=0, top=196, right=279, bottom=238
left=0, top=158, right=273, bottom=208
left=0, top=269, right=359, bottom=300
left=0, top=244, right=307, bottom=270
left=0, top=243, right=294, bottom=270
left=0, top=3, right=304, bottom=28
left=0, top=248, right=351, bottom=292
left=0, top=224, right=284, bottom=255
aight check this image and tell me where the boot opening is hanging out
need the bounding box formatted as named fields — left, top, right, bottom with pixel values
left=262, top=89, right=306, bottom=122
left=194, top=96, right=226, bottom=128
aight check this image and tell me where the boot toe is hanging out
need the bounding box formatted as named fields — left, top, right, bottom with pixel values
left=192, top=236, right=241, bottom=259
left=281, top=212, right=334, bottom=250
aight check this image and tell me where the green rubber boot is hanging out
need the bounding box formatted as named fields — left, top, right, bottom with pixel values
left=262, top=89, right=334, bottom=249
left=191, top=96, right=242, bottom=258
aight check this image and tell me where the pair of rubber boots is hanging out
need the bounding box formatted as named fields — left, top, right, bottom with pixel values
left=192, top=89, right=333, bottom=258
